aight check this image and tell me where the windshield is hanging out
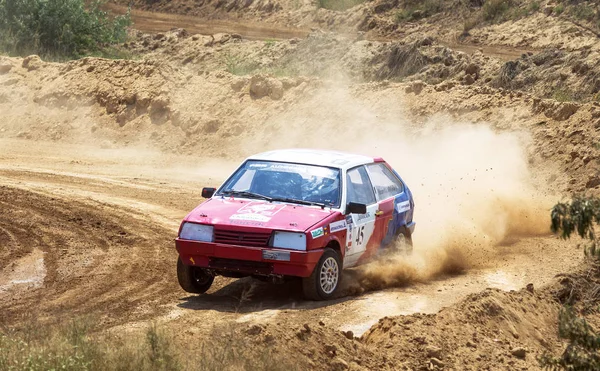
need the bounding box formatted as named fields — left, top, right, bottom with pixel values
left=217, top=160, right=341, bottom=208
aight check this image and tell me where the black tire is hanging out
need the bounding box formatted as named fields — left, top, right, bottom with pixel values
left=177, top=257, right=214, bottom=294
left=302, top=248, right=342, bottom=301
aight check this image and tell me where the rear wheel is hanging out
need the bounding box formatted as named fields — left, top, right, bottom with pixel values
left=395, top=232, right=413, bottom=255
left=177, top=257, right=214, bottom=294
left=302, top=248, right=342, bottom=300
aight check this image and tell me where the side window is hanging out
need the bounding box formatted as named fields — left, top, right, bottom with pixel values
left=346, top=167, right=376, bottom=205
left=367, top=163, right=404, bottom=201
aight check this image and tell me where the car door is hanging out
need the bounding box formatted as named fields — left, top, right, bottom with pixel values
left=366, top=162, right=410, bottom=247
left=343, top=166, right=378, bottom=268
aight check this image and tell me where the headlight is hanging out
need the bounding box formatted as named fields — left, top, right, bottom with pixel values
left=179, top=223, right=214, bottom=242
left=271, top=231, right=306, bottom=251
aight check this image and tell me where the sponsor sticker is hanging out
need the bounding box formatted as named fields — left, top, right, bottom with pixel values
left=345, top=215, right=353, bottom=226
left=229, top=220, right=265, bottom=226
left=396, top=201, right=411, bottom=213
left=230, top=213, right=271, bottom=222
left=356, top=212, right=372, bottom=222
left=311, top=227, right=324, bottom=239
left=230, top=202, right=286, bottom=222
left=329, top=220, right=347, bottom=233
left=262, top=250, right=291, bottom=261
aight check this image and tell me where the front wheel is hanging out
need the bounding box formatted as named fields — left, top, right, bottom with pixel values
left=177, top=257, right=214, bottom=294
left=302, top=248, right=342, bottom=301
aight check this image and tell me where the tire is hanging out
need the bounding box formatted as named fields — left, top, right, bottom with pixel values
left=395, top=231, right=413, bottom=255
left=302, top=248, right=342, bottom=301
left=177, top=257, right=214, bottom=294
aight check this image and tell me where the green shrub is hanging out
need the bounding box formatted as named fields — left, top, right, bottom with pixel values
left=317, top=0, right=365, bottom=11
left=528, top=1, right=540, bottom=13
left=0, top=0, right=131, bottom=59
left=540, top=307, right=600, bottom=370
left=552, top=87, right=574, bottom=102
left=551, top=196, right=600, bottom=256
left=483, top=0, right=514, bottom=22
left=224, top=54, right=260, bottom=75
left=568, top=4, right=596, bottom=22
left=396, top=0, right=443, bottom=23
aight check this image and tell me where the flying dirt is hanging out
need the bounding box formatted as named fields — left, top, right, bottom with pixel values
left=2, top=0, right=600, bottom=369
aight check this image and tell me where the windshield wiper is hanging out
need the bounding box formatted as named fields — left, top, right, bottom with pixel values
left=270, top=197, right=327, bottom=209
left=221, top=189, right=273, bottom=202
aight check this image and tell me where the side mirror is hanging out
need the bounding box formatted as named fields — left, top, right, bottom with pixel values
left=202, top=187, right=216, bottom=198
left=346, top=202, right=367, bottom=215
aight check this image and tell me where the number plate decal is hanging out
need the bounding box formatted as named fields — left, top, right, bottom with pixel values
left=262, top=250, right=291, bottom=261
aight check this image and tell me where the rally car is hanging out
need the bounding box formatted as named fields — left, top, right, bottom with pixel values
left=175, top=149, right=415, bottom=300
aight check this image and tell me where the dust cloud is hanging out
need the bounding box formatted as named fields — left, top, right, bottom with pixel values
left=250, top=81, right=554, bottom=293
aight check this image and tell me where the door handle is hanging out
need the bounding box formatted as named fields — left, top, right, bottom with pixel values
left=375, top=210, right=384, bottom=216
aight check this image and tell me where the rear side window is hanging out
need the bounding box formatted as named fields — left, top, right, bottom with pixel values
left=367, top=163, right=404, bottom=201
left=346, top=166, right=376, bottom=205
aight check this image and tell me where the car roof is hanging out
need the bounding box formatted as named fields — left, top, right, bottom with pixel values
left=246, top=149, right=376, bottom=170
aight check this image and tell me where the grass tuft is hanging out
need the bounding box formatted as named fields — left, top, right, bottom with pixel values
left=396, top=0, right=443, bottom=23
left=482, top=0, right=514, bottom=22
left=0, top=316, right=303, bottom=371
left=317, top=0, right=365, bottom=11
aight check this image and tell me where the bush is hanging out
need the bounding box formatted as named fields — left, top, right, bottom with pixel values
left=543, top=198, right=600, bottom=370
left=540, top=307, right=600, bottom=370
left=396, top=0, right=443, bottom=23
left=568, top=3, right=596, bottom=22
left=0, top=0, right=131, bottom=59
left=483, top=0, right=514, bottom=22
left=551, top=196, right=600, bottom=256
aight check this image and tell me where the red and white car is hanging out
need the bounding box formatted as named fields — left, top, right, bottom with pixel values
left=175, top=149, right=415, bottom=300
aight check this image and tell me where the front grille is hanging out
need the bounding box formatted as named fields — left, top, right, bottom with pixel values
left=214, top=229, right=271, bottom=247
left=209, top=258, right=273, bottom=275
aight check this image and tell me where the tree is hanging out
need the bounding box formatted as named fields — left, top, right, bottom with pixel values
left=541, top=196, right=600, bottom=369
left=0, top=0, right=131, bottom=59
left=551, top=196, right=600, bottom=257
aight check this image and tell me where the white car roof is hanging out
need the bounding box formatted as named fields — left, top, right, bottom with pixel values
left=247, top=149, right=376, bottom=170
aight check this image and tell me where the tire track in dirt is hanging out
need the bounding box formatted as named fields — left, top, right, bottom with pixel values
left=0, top=183, right=180, bottom=328
left=105, top=3, right=310, bottom=40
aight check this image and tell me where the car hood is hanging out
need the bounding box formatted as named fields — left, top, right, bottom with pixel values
left=185, top=198, right=336, bottom=232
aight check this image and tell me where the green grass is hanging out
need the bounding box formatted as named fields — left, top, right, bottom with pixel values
left=0, top=318, right=302, bottom=371
left=0, top=319, right=180, bottom=371
left=553, top=87, right=574, bottom=102
left=528, top=1, right=540, bottom=13
left=554, top=4, right=564, bottom=15
left=224, top=54, right=260, bottom=76
left=482, top=0, right=515, bottom=22
left=568, top=3, right=596, bottom=22
left=317, top=0, right=365, bottom=11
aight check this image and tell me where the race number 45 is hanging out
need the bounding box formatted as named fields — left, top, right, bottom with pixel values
left=355, top=226, right=365, bottom=246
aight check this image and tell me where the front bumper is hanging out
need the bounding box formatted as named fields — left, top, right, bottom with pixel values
left=176, top=238, right=323, bottom=278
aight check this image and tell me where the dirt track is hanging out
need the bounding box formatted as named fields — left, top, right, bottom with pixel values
left=0, top=138, right=582, bottom=336
left=105, top=3, right=310, bottom=40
